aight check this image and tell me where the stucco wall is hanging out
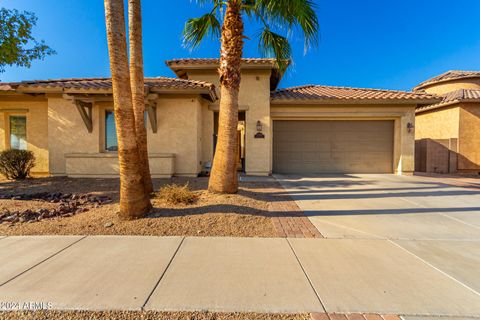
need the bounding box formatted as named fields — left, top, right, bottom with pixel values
left=149, top=95, right=203, bottom=176
left=270, top=103, right=417, bottom=174
left=421, top=79, right=480, bottom=95
left=201, top=101, right=214, bottom=167
left=65, top=153, right=174, bottom=178
left=48, top=95, right=203, bottom=177
left=415, top=106, right=460, bottom=140
left=187, top=69, right=272, bottom=175
left=458, top=103, right=480, bottom=171
left=48, top=96, right=100, bottom=175
left=0, top=96, right=49, bottom=175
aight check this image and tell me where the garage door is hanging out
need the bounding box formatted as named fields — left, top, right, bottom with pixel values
left=273, top=120, right=394, bottom=173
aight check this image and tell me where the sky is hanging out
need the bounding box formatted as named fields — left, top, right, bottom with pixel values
left=1, top=0, right=480, bottom=91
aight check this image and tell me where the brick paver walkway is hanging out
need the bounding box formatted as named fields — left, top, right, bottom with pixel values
left=267, top=185, right=323, bottom=238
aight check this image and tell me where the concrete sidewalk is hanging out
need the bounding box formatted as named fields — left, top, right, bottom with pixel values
left=0, top=236, right=479, bottom=318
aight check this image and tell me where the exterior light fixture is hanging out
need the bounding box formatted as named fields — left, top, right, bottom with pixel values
left=254, top=120, right=265, bottom=139
left=407, top=122, right=414, bottom=133
left=256, top=121, right=263, bottom=132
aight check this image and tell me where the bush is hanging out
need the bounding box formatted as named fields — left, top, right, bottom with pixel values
left=157, top=183, right=197, bottom=205
left=0, top=149, right=36, bottom=180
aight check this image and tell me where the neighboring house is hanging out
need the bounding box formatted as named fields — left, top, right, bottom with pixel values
left=414, top=71, right=480, bottom=174
left=0, top=58, right=439, bottom=178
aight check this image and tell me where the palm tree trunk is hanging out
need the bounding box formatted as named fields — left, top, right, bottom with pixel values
left=128, top=0, right=153, bottom=194
left=104, top=0, right=151, bottom=219
left=208, top=0, right=243, bottom=194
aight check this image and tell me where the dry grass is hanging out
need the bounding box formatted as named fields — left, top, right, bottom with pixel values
left=156, top=183, right=198, bottom=205
left=0, top=177, right=281, bottom=237
left=0, top=310, right=310, bottom=320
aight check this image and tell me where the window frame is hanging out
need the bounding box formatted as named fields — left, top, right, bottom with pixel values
left=103, top=109, right=118, bottom=153
left=6, top=113, right=28, bottom=150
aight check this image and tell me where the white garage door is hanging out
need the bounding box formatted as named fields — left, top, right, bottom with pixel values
left=273, top=120, right=394, bottom=173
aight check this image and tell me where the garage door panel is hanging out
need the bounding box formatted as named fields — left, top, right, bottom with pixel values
left=273, top=120, right=394, bottom=174
left=275, top=151, right=302, bottom=162
left=331, top=142, right=391, bottom=152
left=332, top=131, right=392, bottom=141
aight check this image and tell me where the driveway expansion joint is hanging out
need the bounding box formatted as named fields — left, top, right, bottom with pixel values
left=389, top=239, right=480, bottom=297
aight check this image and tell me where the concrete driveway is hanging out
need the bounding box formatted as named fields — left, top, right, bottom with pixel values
left=275, top=174, right=480, bottom=317
left=275, top=174, right=480, bottom=240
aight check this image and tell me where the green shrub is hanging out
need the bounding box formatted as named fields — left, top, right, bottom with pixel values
left=0, top=149, right=36, bottom=180
left=157, top=183, right=197, bottom=205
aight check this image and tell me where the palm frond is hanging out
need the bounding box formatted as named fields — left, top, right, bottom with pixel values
left=192, top=0, right=223, bottom=7
left=258, top=28, right=291, bottom=72
left=183, top=13, right=221, bottom=49
left=255, top=0, right=319, bottom=51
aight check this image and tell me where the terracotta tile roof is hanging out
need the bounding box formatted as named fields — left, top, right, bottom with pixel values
left=415, top=70, right=480, bottom=90
left=166, top=58, right=284, bottom=91
left=442, top=88, right=480, bottom=101
left=0, top=77, right=217, bottom=100
left=166, top=58, right=278, bottom=66
left=416, top=89, right=480, bottom=113
left=271, top=85, right=440, bottom=103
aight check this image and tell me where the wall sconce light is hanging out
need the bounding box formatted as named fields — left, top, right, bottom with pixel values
left=255, top=120, right=265, bottom=139
left=256, top=120, right=263, bottom=132
left=407, top=122, right=414, bottom=133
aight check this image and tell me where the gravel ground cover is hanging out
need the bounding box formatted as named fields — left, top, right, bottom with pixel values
left=0, top=311, right=310, bottom=320
left=0, top=177, right=280, bottom=237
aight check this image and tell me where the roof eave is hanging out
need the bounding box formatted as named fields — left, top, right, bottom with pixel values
left=166, top=61, right=283, bottom=90
left=14, top=86, right=217, bottom=102
left=416, top=98, right=480, bottom=114
left=415, top=75, right=480, bottom=91
left=270, top=98, right=441, bottom=105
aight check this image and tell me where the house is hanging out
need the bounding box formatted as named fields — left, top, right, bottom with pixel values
left=0, top=58, right=439, bottom=178
left=414, top=71, right=480, bottom=174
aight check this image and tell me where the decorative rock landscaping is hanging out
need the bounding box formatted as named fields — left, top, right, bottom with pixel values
left=0, top=192, right=112, bottom=224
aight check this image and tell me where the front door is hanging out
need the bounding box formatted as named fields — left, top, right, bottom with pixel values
left=213, top=111, right=246, bottom=172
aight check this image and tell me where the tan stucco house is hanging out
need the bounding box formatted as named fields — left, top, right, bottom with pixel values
left=414, top=71, right=480, bottom=174
left=0, top=58, right=440, bottom=178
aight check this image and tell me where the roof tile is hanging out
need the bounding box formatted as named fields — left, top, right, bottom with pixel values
left=415, top=70, right=480, bottom=90
left=416, top=89, right=480, bottom=113
left=166, top=58, right=277, bottom=66
left=0, top=77, right=217, bottom=99
left=271, top=85, right=439, bottom=102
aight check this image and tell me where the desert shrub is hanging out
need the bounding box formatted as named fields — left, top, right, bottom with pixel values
left=0, top=149, right=36, bottom=180
left=157, top=183, right=197, bottom=205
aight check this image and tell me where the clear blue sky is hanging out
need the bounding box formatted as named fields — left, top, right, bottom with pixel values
left=1, top=0, right=480, bottom=91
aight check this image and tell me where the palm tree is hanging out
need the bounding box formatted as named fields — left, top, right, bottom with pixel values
left=104, top=0, right=151, bottom=219
left=128, top=0, right=154, bottom=194
left=184, top=0, right=319, bottom=194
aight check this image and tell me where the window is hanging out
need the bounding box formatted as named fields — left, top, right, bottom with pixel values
left=105, top=111, right=118, bottom=151
left=9, top=116, right=27, bottom=150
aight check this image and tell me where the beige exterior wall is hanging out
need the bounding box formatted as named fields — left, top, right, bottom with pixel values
left=47, top=95, right=204, bottom=177
left=0, top=95, right=49, bottom=175
left=149, top=95, right=203, bottom=176
left=270, top=103, right=417, bottom=174
left=415, top=74, right=480, bottom=173
left=458, top=103, right=480, bottom=171
left=201, top=101, right=214, bottom=167
left=421, top=79, right=480, bottom=95
left=186, top=69, right=272, bottom=175
left=415, top=106, right=460, bottom=140
left=48, top=96, right=100, bottom=175
left=64, top=153, right=174, bottom=178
